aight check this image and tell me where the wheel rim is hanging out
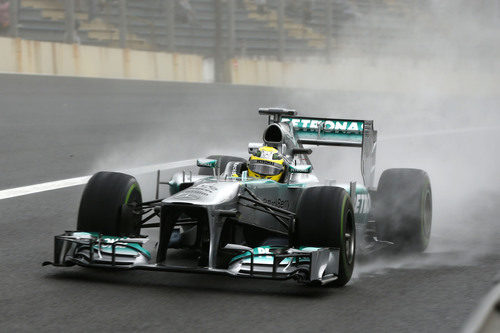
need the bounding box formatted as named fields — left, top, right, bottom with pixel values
left=345, top=212, right=355, bottom=265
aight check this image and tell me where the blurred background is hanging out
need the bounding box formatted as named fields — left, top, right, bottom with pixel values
left=0, top=0, right=498, bottom=91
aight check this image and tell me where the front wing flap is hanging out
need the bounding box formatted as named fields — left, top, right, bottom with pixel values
left=44, top=232, right=340, bottom=285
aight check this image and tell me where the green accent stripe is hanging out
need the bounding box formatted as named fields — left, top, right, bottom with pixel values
left=124, top=183, right=137, bottom=204
left=340, top=194, right=349, bottom=270
left=420, top=181, right=430, bottom=245
left=340, top=194, right=348, bottom=241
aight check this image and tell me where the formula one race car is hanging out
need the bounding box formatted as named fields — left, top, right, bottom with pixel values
left=44, top=108, right=432, bottom=287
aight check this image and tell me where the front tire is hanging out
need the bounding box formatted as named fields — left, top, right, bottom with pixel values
left=374, top=168, right=432, bottom=253
left=295, top=186, right=355, bottom=287
left=77, top=172, right=142, bottom=237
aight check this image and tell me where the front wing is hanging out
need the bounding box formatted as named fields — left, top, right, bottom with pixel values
left=43, top=232, right=340, bottom=285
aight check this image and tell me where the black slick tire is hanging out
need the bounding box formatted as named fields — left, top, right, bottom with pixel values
left=374, top=168, right=432, bottom=253
left=77, top=172, right=142, bottom=237
left=295, top=186, right=355, bottom=287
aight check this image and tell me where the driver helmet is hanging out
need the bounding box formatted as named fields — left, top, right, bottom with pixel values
left=248, top=146, right=285, bottom=182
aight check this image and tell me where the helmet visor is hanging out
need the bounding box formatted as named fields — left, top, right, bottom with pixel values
left=249, top=160, right=284, bottom=176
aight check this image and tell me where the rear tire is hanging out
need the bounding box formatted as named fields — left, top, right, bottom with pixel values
left=198, top=155, right=247, bottom=175
left=374, top=168, right=432, bottom=253
left=77, top=172, right=142, bottom=237
left=295, top=186, right=355, bottom=287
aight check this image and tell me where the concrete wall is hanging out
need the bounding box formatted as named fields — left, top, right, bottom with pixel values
left=230, top=57, right=500, bottom=96
left=1, top=37, right=499, bottom=96
left=0, top=37, right=204, bottom=82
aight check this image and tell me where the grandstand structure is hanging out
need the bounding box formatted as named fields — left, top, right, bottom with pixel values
left=7, top=0, right=434, bottom=60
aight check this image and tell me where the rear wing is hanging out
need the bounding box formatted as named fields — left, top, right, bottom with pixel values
left=281, top=116, right=377, bottom=189
left=258, top=109, right=377, bottom=189
left=281, top=116, right=364, bottom=147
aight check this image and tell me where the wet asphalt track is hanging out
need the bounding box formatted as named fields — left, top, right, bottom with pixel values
left=1, top=74, right=499, bottom=332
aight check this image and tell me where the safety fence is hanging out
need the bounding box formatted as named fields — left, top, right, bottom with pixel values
left=4, top=0, right=435, bottom=60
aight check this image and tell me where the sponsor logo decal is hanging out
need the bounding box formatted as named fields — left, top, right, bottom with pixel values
left=281, top=117, right=363, bottom=133
left=256, top=159, right=275, bottom=165
left=173, top=183, right=218, bottom=200
left=262, top=197, right=289, bottom=209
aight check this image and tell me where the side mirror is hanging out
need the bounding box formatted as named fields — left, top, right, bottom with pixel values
left=289, top=164, right=312, bottom=174
left=197, top=159, right=217, bottom=168
left=248, top=142, right=263, bottom=155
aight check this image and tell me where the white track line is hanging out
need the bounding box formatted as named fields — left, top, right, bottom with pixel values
left=0, top=159, right=196, bottom=201
left=0, top=176, right=92, bottom=200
